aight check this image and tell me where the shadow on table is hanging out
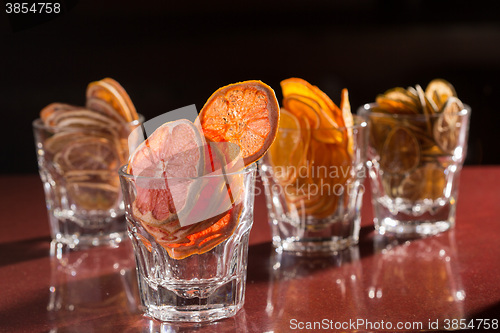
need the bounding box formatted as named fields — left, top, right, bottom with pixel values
left=0, top=236, right=51, bottom=267
left=471, top=301, right=500, bottom=320
left=247, top=225, right=376, bottom=284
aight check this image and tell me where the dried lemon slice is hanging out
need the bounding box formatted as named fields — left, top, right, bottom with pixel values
left=425, top=78, right=457, bottom=111
left=380, top=126, right=420, bottom=175
left=399, top=164, right=446, bottom=201
left=433, top=96, right=464, bottom=154
left=382, top=87, right=421, bottom=114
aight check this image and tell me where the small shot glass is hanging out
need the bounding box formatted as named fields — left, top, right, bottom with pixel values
left=358, top=103, right=470, bottom=237
left=119, top=161, right=257, bottom=322
left=33, top=117, right=141, bottom=247
left=259, top=116, right=367, bottom=254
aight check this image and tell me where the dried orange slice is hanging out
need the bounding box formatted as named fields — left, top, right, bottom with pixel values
left=271, top=80, right=355, bottom=220
left=198, top=80, right=280, bottom=166
left=380, top=126, right=420, bottom=175
left=283, top=94, right=321, bottom=129
left=281, top=78, right=343, bottom=143
left=340, top=88, right=354, bottom=156
left=375, top=95, right=418, bottom=114
left=268, top=108, right=303, bottom=184
left=86, top=78, right=139, bottom=122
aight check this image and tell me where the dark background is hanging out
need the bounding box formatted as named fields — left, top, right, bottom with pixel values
left=1, top=0, right=500, bottom=174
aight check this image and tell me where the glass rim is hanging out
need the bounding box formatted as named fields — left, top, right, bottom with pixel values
left=119, top=162, right=257, bottom=180
left=32, top=114, right=144, bottom=131
left=357, top=103, right=470, bottom=119
left=277, top=114, right=367, bottom=131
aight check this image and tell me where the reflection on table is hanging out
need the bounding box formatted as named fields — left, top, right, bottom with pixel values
left=47, top=240, right=140, bottom=332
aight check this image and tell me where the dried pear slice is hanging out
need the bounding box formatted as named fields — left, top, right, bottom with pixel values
left=380, top=126, right=420, bottom=175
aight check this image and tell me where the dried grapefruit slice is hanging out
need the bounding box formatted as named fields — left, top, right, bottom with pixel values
left=142, top=205, right=242, bottom=260
left=128, top=123, right=244, bottom=259
left=127, top=119, right=205, bottom=226
left=198, top=80, right=280, bottom=166
left=86, top=78, right=139, bottom=122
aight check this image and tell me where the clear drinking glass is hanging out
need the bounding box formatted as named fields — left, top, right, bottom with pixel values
left=358, top=103, right=470, bottom=237
left=33, top=117, right=141, bottom=247
left=119, top=162, right=256, bottom=322
left=259, top=117, right=367, bottom=253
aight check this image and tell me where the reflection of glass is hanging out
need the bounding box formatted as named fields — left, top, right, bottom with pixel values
left=359, top=104, right=470, bottom=237
left=266, top=247, right=364, bottom=328
left=369, top=231, right=465, bottom=327
left=34, top=117, right=142, bottom=247
left=131, top=310, right=250, bottom=333
left=47, top=240, right=139, bottom=331
left=119, top=163, right=256, bottom=322
left=260, top=117, right=367, bottom=253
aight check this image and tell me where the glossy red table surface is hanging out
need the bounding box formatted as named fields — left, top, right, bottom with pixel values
left=1, top=166, right=499, bottom=332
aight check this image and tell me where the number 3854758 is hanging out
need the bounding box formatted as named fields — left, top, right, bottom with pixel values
left=6, top=3, right=61, bottom=14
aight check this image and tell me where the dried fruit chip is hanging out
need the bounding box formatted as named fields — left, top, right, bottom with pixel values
left=425, top=78, right=457, bottom=111
left=433, top=96, right=464, bottom=154
left=399, top=164, right=446, bottom=201
left=380, top=126, right=420, bottom=175
left=268, top=108, right=304, bottom=184
left=281, top=78, right=344, bottom=144
left=198, top=80, right=280, bottom=166
left=86, top=78, right=139, bottom=122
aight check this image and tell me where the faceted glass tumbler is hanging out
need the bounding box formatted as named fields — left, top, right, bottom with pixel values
left=119, top=163, right=256, bottom=322
left=259, top=117, right=367, bottom=254
left=33, top=118, right=141, bottom=247
left=358, top=103, right=470, bottom=237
